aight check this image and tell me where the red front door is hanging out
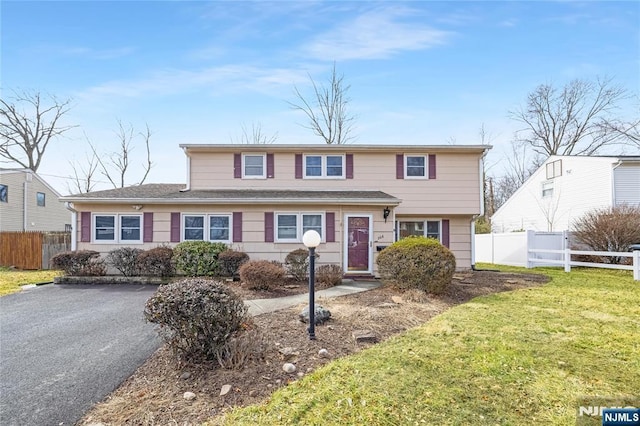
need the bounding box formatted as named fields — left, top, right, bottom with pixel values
left=347, top=216, right=370, bottom=271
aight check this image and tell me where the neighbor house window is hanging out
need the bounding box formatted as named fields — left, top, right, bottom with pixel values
left=93, top=214, right=143, bottom=243
left=0, top=184, right=7, bottom=202
left=243, top=154, right=265, bottom=178
left=36, top=192, right=45, bottom=207
left=541, top=180, right=554, bottom=198
left=405, top=155, right=427, bottom=178
left=546, top=160, right=562, bottom=179
left=183, top=214, right=232, bottom=242
left=398, top=220, right=441, bottom=241
left=304, top=155, right=344, bottom=178
left=275, top=213, right=324, bottom=242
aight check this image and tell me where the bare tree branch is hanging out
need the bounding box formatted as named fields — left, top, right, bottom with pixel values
left=288, top=63, right=356, bottom=144
left=233, top=122, right=278, bottom=144
left=0, top=89, right=76, bottom=171
left=509, top=77, right=629, bottom=157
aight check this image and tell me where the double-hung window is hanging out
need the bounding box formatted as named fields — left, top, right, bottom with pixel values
left=0, top=184, right=8, bottom=202
left=243, top=154, right=265, bottom=178
left=304, top=155, right=344, bottom=178
left=405, top=155, right=427, bottom=178
left=541, top=181, right=554, bottom=198
left=275, top=213, right=324, bottom=242
left=93, top=214, right=142, bottom=243
left=183, top=214, right=231, bottom=242
left=36, top=192, right=45, bottom=207
left=398, top=220, right=441, bottom=242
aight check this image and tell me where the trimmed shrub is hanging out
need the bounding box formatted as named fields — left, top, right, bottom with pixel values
left=239, top=260, right=286, bottom=290
left=315, top=264, right=343, bottom=288
left=138, top=245, right=175, bottom=277
left=106, top=247, right=143, bottom=277
left=284, top=248, right=319, bottom=282
left=50, top=250, right=107, bottom=276
left=376, top=236, right=456, bottom=295
left=144, top=278, right=249, bottom=363
left=218, top=250, right=250, bottom=278
left=173, top=241, right=228, bottom=276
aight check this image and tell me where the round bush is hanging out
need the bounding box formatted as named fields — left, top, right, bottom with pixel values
left=173, top=241, right=228, bottom=277
left=239, top=260, right=286, bottom=290
left=106, top=247, right=143, bottom=277
left=138, top=245, right=175, bottom=277
left=144, top=278, right=249, bottom=362
left=315, top=264, right=344, bottom=288
left=376, top=236, right=456, bottom=295
left=218, top=250, right=250, bottom=278
left=50, top=250, right=106, bottom=276
left=284, top=248, right=319, bottom=282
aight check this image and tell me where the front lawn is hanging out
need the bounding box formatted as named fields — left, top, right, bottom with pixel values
left=219, top=266, right=640, bottom=425
left=0, top=267, right=62, bottom=296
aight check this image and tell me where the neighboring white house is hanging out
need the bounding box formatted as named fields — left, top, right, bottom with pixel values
left=0, top=168, right=71, bottom=232
left=491, top=155, right=640, bottom=232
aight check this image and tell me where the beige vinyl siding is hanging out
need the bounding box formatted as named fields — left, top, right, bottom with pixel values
left=189, top=151, right=482, bottom=215
left=0, top=170, right=70, bottom=232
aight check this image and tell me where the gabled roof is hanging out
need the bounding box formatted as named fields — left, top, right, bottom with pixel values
left=0, top=168, right=62, bottom=198
left=60, top=184, right=401, bottom=206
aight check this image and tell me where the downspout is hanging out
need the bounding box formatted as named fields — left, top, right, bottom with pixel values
left=65, top=202, right=77, bottom=251
left=181, top=147, right=191, bottom=192
left=472, top=150, right=488, bottom=271
left=611, top=159, right=623, bottom=206
left=23, top=180, right=28, bottom=231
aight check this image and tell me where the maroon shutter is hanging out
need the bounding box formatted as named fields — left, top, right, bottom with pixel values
left=266, top=153, right=274, bottom=178
left=295, top=154, right=303, bottom=179
left=80, top=211, right=91, bottom=242
left=442, top=219, right=450, bottom=248
left=264, top=212, right=274, bottom=242
left=234, top=153, right=242, bottom=178
left=346, top=154, right=353, bottom=179
left=170, top=212, right=181, bottom=242
left=396, top=154, right=404, bottom=179
left=429, top=154, right=436, bottom=179
left=143, top=212, right=153, bottom=242
left=325, top=212, right=335, bottom=242
left=233, top=212, right=243, bottom=242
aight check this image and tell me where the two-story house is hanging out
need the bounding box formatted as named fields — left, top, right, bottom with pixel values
left=0, top=168, right=71, bottom=232
left=60, top=144, right=490, bottom=274
left=491, top=155, right=640, bottom=232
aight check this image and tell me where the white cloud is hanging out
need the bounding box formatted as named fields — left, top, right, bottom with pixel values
left=304, top=7, right=452, bottom=61
left=57, top=45, right=136, bottom=60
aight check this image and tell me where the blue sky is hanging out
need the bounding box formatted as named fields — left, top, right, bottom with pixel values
left=2, top=1, right=639, bottom=194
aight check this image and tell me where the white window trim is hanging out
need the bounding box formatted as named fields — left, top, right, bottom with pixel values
left=92, top=213, right=143, bottom=244
left=274, top=212, right=325, bottom=243
left=182, top=213, right=233, bottom=243
left=404, top=154, right=428, bottom=179
left=303, top=154, right=345, bottom=179
left=396, top=219, right=442, bottom=243
left=242, top=153, right=266, bottom=179
left=541, top=180, right=554, bottom=198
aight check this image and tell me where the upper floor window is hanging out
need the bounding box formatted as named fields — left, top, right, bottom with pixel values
left=183, top=214, right=231, bottom=243
left=398, top=220, right=441, bottom=241
left=93, top=214, right=142, bottom=243
left=405, top=155, right=427, bottom=178
left=243, top=154, right=265, bottom=178
left=36, top=192, right=45, bottom=207
left=541, top=180, right=554, bottom=198
left=546, top=160, right=562, bottom=179
left=275, top=212, right=324, bottom=242
left=0, top=184, right=7, bottom=202
left=304, top=155, right=344, bottom=178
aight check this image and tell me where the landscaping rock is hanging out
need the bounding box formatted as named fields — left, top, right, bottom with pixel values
left=318, top=348, right=330, bottom=358
left=220, top=384, right=232, bottom=396
left=183, top=391, right=196, bottom=401
left=278, top=347, right=299, bottom=360
left=391, top=296, right=404, bottom=304
left=282, top=363, right=296, bottom=373
left=179, top=372, right=191, bottom=380
left=299, top=305, right=331, bottom=324
left=352, top=330, right=378, bottom=343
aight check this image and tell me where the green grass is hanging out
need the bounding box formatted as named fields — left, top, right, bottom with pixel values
left=0, top=267, right=62, bottom=296
left=219, top=266, right=640, bottom=425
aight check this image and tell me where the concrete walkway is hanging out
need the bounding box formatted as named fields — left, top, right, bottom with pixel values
left=245, top=280, right=381, bottom=316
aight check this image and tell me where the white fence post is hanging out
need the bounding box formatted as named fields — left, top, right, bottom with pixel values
left=634, top=251, right=640, bottom=281
left=564, top=248, right=571, bottom=273
left=526, top=230, right=534, bottom=268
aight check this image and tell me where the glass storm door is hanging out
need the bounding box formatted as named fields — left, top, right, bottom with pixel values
left=346, top=216, right=371, bottom=272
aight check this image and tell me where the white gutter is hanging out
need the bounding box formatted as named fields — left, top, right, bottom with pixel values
left=611, top=159, right=623, bottom=206
left=58, top=197, right=402, bottom=206
left=65, top=202, right=77, bottom=251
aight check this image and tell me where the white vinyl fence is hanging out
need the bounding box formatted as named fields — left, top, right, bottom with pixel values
left=475, top=230, right=640, bottom=281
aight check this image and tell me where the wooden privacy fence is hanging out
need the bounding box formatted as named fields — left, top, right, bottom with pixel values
left=0, top=232, right=71, bottom=270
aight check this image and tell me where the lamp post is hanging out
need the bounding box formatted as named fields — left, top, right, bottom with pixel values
left=302, top=230, right=321, bottom=340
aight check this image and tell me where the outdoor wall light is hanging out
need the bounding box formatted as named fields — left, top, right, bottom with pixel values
left=302, top=230, right=321, bottom=340
left=132, top=205, right=143, bottom=210
left=383, top=206, right=391, bottom=222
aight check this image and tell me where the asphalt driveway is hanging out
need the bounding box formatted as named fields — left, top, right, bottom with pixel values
left=0, top=284, right=161, bottom=426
